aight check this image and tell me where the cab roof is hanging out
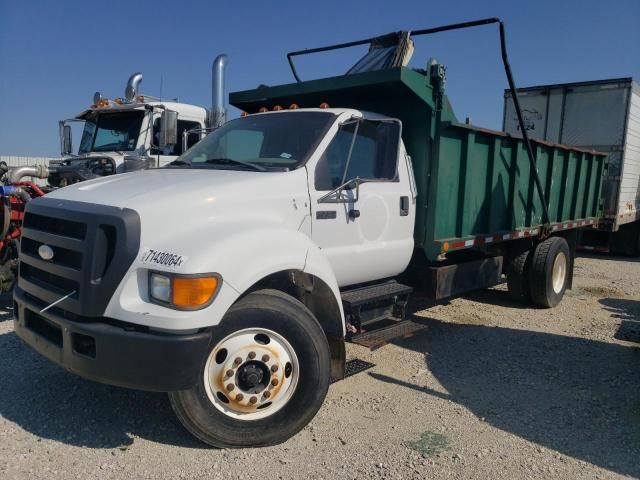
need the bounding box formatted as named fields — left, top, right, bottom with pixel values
left=76, top=100, right=207, bottom=121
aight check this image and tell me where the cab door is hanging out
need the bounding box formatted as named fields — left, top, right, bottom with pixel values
left=309, top=117, right=415, bottom=287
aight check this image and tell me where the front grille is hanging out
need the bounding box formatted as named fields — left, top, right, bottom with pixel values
left=23, top=212, right=86, bottom=239
left=21, top=237, right=82, bottom=270
left=20, top=263, right=79, bottom=296
left=17, top=198, right=140, bottom=318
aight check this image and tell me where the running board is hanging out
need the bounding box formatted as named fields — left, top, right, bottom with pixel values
left=350, top=320, right=427, bottom=350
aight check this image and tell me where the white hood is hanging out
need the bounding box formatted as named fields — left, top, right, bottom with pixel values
left=47, top=168, right=299, bottom=206
left=43, top=167, right=311, bottom=240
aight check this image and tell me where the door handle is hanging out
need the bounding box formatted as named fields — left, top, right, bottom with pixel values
left=400, top=196, right=409, bottom=216
left=348, top=209, right=360, bottom=220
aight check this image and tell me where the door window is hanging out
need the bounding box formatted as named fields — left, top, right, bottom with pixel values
left=315, top=119, right=400, bottom=191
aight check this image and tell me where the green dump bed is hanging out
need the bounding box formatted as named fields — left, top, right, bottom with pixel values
left=230, top=67, right=607, bottom=262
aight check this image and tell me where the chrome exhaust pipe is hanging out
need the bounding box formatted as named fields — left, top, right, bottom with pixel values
left=124, top=72, right=143, bottom=103
left=8, top=165, right=50, bottom=183
left=210, top=54, right=228, bottom=128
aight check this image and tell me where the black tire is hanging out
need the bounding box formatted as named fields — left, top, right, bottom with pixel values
left=169, top=289, right=331, bottom=448
left=528, top=237, right=571, bottom=308
left=507, top=249, right=532, bottom=303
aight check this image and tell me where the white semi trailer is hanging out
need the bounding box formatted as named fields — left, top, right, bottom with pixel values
left=504, top=78, right=640, bottom=255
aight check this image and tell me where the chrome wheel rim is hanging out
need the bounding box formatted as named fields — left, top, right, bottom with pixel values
left=552, top=251, right=567, bottom=294
left=204, top=328, right=299, bottom=420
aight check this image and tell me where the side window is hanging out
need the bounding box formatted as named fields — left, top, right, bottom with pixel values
left=177, top=120, right=202, bottom=155
left=315, top=120, right=400, bottom=191
left=152, top=119, right=202, bottom=155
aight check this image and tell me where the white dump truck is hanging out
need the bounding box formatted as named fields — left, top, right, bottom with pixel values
left=13, top=20, right=606, bottom=448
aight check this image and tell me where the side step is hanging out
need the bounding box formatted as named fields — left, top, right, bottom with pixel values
left=341, top=280, right=425, bottom=349
left=350, top=320, right=427, bottom=350
left=331, top=358, right=376, bottom=383
left=341, top=281, right=413, bottom=308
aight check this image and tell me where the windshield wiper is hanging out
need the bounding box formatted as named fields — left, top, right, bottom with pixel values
left=167, top=159, right=191, bottom=166
left=204, top=157, right=267, bottom=172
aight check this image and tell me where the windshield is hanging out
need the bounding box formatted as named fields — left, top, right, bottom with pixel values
left=78, top=111, right=144, bottom=154
left=174, top=111, right=335, bottom=171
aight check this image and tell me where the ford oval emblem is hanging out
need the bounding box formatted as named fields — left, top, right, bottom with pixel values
left=38, top=244, right=54, bottom=261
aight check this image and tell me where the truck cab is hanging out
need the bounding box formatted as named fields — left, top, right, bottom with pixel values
left=53, top=74, right=209, bottom=186
left=13, top=105, right=415, bottom=447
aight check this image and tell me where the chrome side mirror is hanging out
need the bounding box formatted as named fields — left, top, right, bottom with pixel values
left=61, top=124, right=72, bottom=155
left=159, top=110, right=178, bottom=150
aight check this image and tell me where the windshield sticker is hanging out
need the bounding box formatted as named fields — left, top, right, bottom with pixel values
left=140, top=248, right=187, bottom=270
left=280, top=152, right=292, bottom=159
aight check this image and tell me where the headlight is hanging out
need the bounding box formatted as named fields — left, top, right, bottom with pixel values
left=149, top=272, right=221, bottom=310
left=150, top=273, right=171, bottom=303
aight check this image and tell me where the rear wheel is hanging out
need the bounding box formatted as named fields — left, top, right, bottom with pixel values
left=528, top=237, right=571, bottom=308
left=507, top=249, right=532, bottom=303
left=169, top=289, right=331, bottom=448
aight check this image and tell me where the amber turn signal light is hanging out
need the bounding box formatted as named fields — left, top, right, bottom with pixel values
left=172, top=276, right=219, bottom=308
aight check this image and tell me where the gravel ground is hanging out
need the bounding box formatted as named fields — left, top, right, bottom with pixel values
left=1, top=253, right=639, bottom=479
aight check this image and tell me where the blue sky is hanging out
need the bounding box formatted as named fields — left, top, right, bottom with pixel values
left=1, top=0, right=638, bottom=156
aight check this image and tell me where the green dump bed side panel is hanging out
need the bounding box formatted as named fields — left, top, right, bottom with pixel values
left=429, top=122, right=606, bottom=260
left=230, top=67, right=607, bottom=263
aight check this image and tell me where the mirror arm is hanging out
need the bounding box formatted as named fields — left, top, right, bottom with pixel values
left=317, top=177, right=361, bottom=204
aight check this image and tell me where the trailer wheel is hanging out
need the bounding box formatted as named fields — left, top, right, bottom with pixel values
left=528, top=237, right=571, bottom=308
left=169, top=289, right=331, bottom=448
left=507, top=249, right=532, bottom=303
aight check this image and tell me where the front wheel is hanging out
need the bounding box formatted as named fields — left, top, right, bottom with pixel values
left=169, top=289, right=331, bottom=448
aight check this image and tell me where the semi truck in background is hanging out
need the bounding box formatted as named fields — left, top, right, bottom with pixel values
left=0, top=55, right=229, bottom=292
left=504, top=78, right=640, bottom=256
left=13, top=19, right=606, bottom=448
left=53, top=54, right=229, bottom=185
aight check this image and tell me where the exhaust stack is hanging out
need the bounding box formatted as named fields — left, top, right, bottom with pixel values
left=210, top=54, right=228, bottom=128
left=124, top=72, right=143, bottom=103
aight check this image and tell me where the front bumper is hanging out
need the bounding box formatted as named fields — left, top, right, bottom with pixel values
left=13, top=287, right=212, bottom=392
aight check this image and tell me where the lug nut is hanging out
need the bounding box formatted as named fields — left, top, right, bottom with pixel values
left=226, top=383, right=235, bottom=391
left=225, top=369, right=234, bottom=377
left=249, top=396, right=258, bottom=405
left=233, top=357, right=242, bottom=366
left=270, top=364, right=279, bottom=373
left=263, top=390, right=271, bottom=399
left=271, top=378, right=279, bottom=387
left=262, top=354, right=270, bottom=362
left=236, top=393, right=244, bottom=401
left=248, top=351, right=256, bottom=359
